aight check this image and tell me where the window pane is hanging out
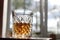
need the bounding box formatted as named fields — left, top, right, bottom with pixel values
left=48, top=0, right=60, bottom=34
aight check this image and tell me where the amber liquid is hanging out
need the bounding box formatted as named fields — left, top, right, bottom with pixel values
left=13, top=22, right=31, bottom=38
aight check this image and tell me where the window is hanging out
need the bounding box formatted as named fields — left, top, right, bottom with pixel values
left=3, top=0, right=60, bottom=39
left=47, top=0, right=60, bottom=38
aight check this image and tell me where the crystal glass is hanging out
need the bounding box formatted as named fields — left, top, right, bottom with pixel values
left=12, top=12, right=32, bottom=39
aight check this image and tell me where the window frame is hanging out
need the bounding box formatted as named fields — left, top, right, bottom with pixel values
left=2, top=0, right=9, bottom=38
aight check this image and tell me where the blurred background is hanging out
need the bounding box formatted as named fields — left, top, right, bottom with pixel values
left=10, top=0, right=60, bottom=37
left=2, top=0, right=60, bottom=40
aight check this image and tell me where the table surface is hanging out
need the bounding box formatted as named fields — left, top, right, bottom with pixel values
left=7, top=37, right=52, bottom=40
left=0, top=38, right=52, bottom=40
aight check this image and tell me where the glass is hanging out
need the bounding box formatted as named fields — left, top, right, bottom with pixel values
left=12, top=11, right=32, bottom=39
